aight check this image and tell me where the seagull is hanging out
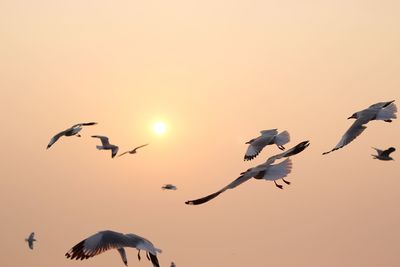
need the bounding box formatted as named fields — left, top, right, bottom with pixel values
left=91, top=135, right=119, bottom=158
left=185, top=141, right=310, bottom=205
left=25, top=232, right=36, bottom=250
left=47, top=122, right=97, bottom=149
left=65, top=230, right=162, bottom=267
left=244, top=129, right=290, bottom=160
left=323, top=100, right=397, bottom=155
left=118, top=144, right=149, bottom=157
left=162, top=184, right=177, bottom=190
left=372, top=147, right=395, bottom=161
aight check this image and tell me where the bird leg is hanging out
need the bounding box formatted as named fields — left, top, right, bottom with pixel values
left=278, top=145, right=285, bottom=150
left=137, top=250, right=141, bottom=261
left=274, top=181, right=283, bottom=189
left=282, top=178, right=291, bottom=185
left=146, top=252, right=151, bottom=260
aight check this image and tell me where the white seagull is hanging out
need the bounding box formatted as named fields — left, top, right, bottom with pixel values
left=91, top=135, right=119, bottom=158
left=244, top=129, right=290, bottom=161
left=47, top=122, right=97, bottom=149
left=118, top=144, right=149, bottom=157
left=372, top=147, right=395, bottom=161
left=25, top=232, right=36, bottom=250
left=185, top=140, right=310, bottom=205
left=66, top=230, right=162, bottom=267
left=323, top=100, right=397, bottom=155
left=162, top=184, right=177, bottom=190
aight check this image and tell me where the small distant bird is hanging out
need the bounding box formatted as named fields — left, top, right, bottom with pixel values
left=25, top=232, right=36, bottom=250
left=323, top=100, right=397, bottom=155
left=185, top=141, right=310, bottom=205
left=372, top=147, right=395, bottom=161
left=118, top=144, right=149, bottom=157
left=244, top=129, right=290, bottom=161
left=47, top=122, right=97, bottom=149
left=162, top=184, right=177, bottom=190
left=171, top=262, right=176, bottom=267
left=66, top=230, right=161, bottom=267
left=92, top=135, right=119, bottom=158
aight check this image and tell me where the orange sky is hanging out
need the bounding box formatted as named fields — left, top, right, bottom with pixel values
left=1, top=1, right=400, bottom=267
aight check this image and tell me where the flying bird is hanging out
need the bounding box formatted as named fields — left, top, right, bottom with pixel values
left=66, top=230, right=162, bottom=267
left=323, top=100, right=397, bottom=155
left=47, top=122, right=97, bottom=149
left=92, top=135, right=119, bottom=158
left=185, top=140, right=310, bottom=205
left=244, top=129, right=290, bottom=160
left=371, top=147, right=395, bottom=161
left=25, top=232, right=36, bottom=250
left=118, top=144, right=149, bottom=157
left=162, top=184, right=177, bottom=190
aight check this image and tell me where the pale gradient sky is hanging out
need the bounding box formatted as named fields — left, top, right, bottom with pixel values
left=1, top=1, right=400, bottom=267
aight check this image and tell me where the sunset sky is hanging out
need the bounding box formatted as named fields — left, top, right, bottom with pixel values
left=1, top=1, right=400, bottom=267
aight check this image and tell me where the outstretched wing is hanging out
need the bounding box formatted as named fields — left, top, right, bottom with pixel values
left=91, top=135, right=110, bottom=146
left=28, top=232, right=35, bottom=239
left=65, top=230, right=129, bottom=261
left=268, top=140, right=310, bottom=163
left=185, top=174, right=254, bottom=205
left=47, top=131, right=66, bottom=149
left=244, top=130, right=277, bottom=161
left=259, top=158, right=293, bottom=181
left=133, top=143, right=149, bottom=152
left=323, top=119, right=367, bottom=155
left=72, top=122, right=97, bottom=128
left=118, top=151, right=129, bottom=157
left=369, top=100, right=395, bottom=109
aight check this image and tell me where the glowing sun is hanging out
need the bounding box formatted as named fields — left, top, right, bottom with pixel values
left=153, top=121, right=167, bottom=135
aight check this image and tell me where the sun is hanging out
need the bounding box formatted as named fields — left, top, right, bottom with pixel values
left=153, top=121, right=167, bottom=135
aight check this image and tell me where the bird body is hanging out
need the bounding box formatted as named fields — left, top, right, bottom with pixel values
left=66, top=230, right=161, bottom=267
left=372, top=147, right=395, bottom=161
left=25, top=232, right=36, bottom=250
left=92, top=135, right=119, bottom=158
left=244, top=129, right=290, bottom=160
left=323, top=101, right=397, bottom=155
left=162, top=184, right=177, bottom=190
left=185, top=140, right=310, bottom=205
left=47, top=122, right=97, bottom=149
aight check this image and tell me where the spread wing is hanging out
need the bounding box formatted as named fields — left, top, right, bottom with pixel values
left=369, top=100, right=395, bottom=109
left=72, top=122, right=97, bottom=128
left=244, top=130, right=277, bottom=161
left=267, top=140, right=310, bottom=163
left=132, top=143, right=149, bottom=152
left=185, top=173, right=254, bottom=205
left=257, top=158, right=293, bottom=181
left=323, top=119, right=368, bottom=155
left=118, top=151, right=129, bottom=157
left=91, top=135, right=110, bottom=146
left=65, top=231, right=131, bottom=261
left=47, top=131, right=66, bottom=149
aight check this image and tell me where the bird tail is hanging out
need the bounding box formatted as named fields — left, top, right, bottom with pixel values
left=96, top=145, right=103, bottom=150
left=275, top=131, right=290, bottom=147
left=376, top=103, right=397, bottom=120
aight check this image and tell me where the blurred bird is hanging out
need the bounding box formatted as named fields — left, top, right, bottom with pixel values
left=47, top=122, right=97, bottom=149
left=171, top=261, right=176, bottom=267
left=185, top=141, right=310, bottom=205
left=66, top=230, right=161, bottom=267
left=92, top=135, right=119, bottom=158
left=118, top=144, right=149, bottom=157
left=372, top=147, right=395, bottom=161
left=25, top=232, right=36, bottom=250
left=244, top=129, right=290, bottom=160
left=162, top=184, right=177, bottom=190
left=323, top=100, right=397, bottom=155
